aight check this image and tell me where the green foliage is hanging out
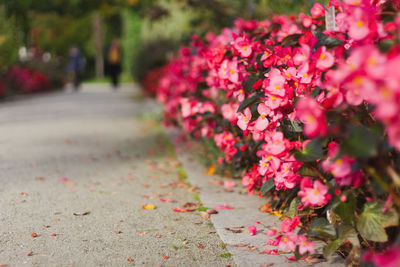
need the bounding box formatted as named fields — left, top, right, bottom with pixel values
left=295, top=139, right=324, bottom=162
left=308, top=218, right=336, bottom=240
left=260, top=179, right=275, bottom=196
left=0, top=7, right=22, bottom=68
left=356, top=202, right=399, bottom=242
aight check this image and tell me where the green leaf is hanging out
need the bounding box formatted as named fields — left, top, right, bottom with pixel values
left=356, top=202, right=399, bottom=242
left=236, top=93, right=264, bottom=113
left=242, top=75, right=259, bottom=93
left=308, top=218, right=336, bottom=240
left=332, top=194, right=356, bottom=224
left=298, top=165, right=319, bottom=177
left=323, top=239, right=342, bottom=260
left=281, top=33, right=303, bottom=47
left=260, top=179, right=275, bottom=196
left=219, top=253, right=232, bottom=258
left=341, top=125, right=380, bottom=158
left=294, top=139, right=323, bottom=162
left=313, top=31, right=343, bottom=49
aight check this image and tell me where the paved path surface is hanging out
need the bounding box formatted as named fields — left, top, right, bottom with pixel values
left=0, top=84, right=234, bottom=266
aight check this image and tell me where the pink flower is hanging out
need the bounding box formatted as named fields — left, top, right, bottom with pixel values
left=248, top=225, right=257, bottom=236
left=266, top=228, right=277, bottom=237
left=296, top=97, right=327, bottom=138
left=363, top=246, right=400, bottom=267
left=311, top=3, right=325, bottom=17
left=322, top=142, right=354, bottom=178
left=221, top=103, right=238, bottom=122
left=298, top=178, right=331, bottom=207
left=254, top=103, right=270, bottom=131
left=316, top=46, right=335, bottom=71
left=280, top=216, right=300, bottom=233
left=348, top=8, right=370, bottom=40
left=297, top=235, right=315, bottom=255
left=237, top=108, right=252, bottom=131
left=263, top=131, right=287, bottom=156
left=224, top=180, right=236, bottom=188
left=278, top=234, right=297, bottom=251
left=266, top=69, right=286, bottom=97
left=233, top=35, right=253, bottom=58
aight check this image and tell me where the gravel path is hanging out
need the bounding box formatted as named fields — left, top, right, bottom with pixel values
left=0, top=84, right=234, bottom=266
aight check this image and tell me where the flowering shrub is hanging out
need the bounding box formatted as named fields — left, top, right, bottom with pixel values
left=156, top=0, right=400, bottom=265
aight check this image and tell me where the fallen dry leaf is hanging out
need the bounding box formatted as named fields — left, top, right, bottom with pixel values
left=27, top=251, right=34, bottom=257
left=34, top=177, right=47, bottom=181
left=162, top=255, right=169, bottom=259
left=200, top=212, right=210, bottom=219
left=198, top=243, right=204, bottom=249
left=183, top=240, right=189, bottom=245
left=233, top=243, right=248, bottom=247
left=30, top=232, right=37, bottom=238
left=142, top=184, right=150, bottom=188
left=127, top=258, right=134, bottom=262
left=155, top=234, right=163, bottom=238
left=73, top=211, right=91, bottom=216
left=20, top=192, right=28, bottom=196
left=137, top=232, right=147, bottom=236
left=115, top=231, right=122, bottom=234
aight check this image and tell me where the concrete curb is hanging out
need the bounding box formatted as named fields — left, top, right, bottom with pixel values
left=166, top=127, right=343, bottom=267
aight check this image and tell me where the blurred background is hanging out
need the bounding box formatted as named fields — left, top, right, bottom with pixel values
left=0, top=0, right=312, bottom=97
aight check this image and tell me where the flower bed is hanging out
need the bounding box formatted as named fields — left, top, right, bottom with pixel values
left=155, top=0, right=400, bottom=265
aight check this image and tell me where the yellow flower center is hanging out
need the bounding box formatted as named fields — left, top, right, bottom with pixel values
left=354, top=76, right=363, bottom=86
left=356, top=21, right=364, bottom=28
left=381, top=87, right=392, bottom=99
left=271, top=96, right=276, bottom=100
left=283, top=237, right=289, bottom=242
left=335, top=158, right=343, bottom=165
left=320, top=53, right=326, bottom=60
left=275, top=85, right=281, bottom=90
left=304, top=73, right=309, bottom=78
left=230, top=69, right=235, bottom=74
left=286, top=73, right=291, bottom=78
left=267, top=156, right=272, bottom=160
left=244, top=116, right=249, bottom=121
left=243, top=46, right=248, bottom=50
left=260, top=114, right=265, bottom=118
left=313, top=189, right=319, bottom=194
left=367, top=58, right=377, bottom=66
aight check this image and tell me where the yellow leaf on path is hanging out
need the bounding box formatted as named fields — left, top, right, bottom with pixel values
left=141, top=204, right=156, bottom=210
left=205, top=164, right=216, bottom=175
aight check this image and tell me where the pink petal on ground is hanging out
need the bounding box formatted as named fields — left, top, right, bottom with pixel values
left=214, top=205, right=234, bottom=210
left=59, top=177, right=68, bottom=182
left=224, top=180, right=236, bottom=188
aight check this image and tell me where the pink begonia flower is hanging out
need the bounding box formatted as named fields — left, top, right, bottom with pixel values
left=237, top=108, right=252, bottom=131
left=242, top=164, right=261, bottom=195
left=221, top=103, right=238, bottom=122
left=311, top=3, right=325, bottom=17
left=233, top=89, right=245, bottom=102
left=297, top=235, right=315, bottom=255
left=233, top=35, right=253, bottom=58
left=263, top=249, right=278, bottom=255
left=254, top=103, right=270, bottom=131
left=298, top=178, right=331, bottom=207
left=322, top=142, right=354, bottom=178
left=363, top=246, right=400, bottom=267
left=59, top=177, right=68, bottom=182
left=299, top=13, right=312, bottom=28
left=266, top=69, right=286, bottom=97
left=263, top=131, right=287, bottom=156
left=348, top=8, right=370, bottom=40
left=316, top=46, right=335, bottom=71
left=280, top=216, right=300, bottom=233
left=180, top=98, right=192, bottom=118
left=296, top=97, right=327, bottom=138
left=248, top=225, right=257, bottom=236
left=218, top=59, right=239, bottom=83
left=278, top=234, right=297, bottom=251
left=297, top=62, right=313, bottom=84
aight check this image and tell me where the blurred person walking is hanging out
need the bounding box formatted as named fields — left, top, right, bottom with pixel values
left=106, top=38, right=122, bottom=89
left=67, top=46, right=86, bottom=90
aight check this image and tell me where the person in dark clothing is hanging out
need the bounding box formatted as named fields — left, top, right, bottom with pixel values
left=67, top=46, right=86, bottom=90
left=106, top=38, right=122, bottom=89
